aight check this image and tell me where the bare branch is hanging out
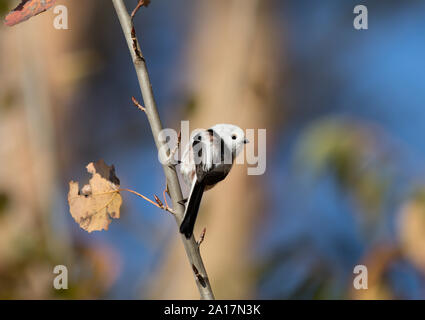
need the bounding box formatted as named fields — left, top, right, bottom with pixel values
left=131, top=26, right=144, bottom=61
left=166, top=130, right=181, bottom=166
left=112, top=0, right=215, bottom=300
left=154, top=194, right=164, bottom=208
left=192, top=264, right=207, bottom=288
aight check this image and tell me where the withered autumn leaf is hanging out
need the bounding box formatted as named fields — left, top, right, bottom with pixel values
left=68, top=160, right=122, bottom=233
left=4, top=0, right=56, bottom=27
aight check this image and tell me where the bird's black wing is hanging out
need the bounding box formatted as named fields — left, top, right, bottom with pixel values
left=180, top=129, right=230, bottom=238
left=179, top=178, right=205, bottom=238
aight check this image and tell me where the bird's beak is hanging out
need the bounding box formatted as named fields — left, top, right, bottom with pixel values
left=243, top=138, right=249, bottom=144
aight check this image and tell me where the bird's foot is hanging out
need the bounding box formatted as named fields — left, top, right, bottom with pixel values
left=178, top=198, right=188, bottom=206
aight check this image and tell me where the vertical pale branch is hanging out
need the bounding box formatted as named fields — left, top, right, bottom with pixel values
left=151, top=0, right=275, bottom=299
left=111, top=0, right=214, bottom=300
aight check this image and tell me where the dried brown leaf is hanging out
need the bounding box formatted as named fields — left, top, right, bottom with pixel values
left=4, top=0, right=56, bottom=27
left=68, top=160, right=122, bottom=233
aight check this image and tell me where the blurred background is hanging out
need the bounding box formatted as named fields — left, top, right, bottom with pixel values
left=0, top=0, right=424, bottom=299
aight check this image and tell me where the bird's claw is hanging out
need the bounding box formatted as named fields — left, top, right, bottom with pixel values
left=178, top=198, right=188, bottom=206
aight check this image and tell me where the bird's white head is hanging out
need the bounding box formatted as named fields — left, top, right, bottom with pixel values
left=210, top=123, right=249, bottom=158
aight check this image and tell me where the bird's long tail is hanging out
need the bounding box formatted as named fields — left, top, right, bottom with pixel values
left=180, top=180, right=205, bottom=239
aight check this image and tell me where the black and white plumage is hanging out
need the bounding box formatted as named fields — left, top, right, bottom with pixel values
left=179, top=124, right=248, bottom=238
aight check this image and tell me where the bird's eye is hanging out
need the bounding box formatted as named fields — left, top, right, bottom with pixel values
left=231, top=134, right=237, bottom=140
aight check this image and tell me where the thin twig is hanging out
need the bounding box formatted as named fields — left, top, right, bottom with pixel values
left=163, top=185, right=170, bottom=209
left=130, top=0, right=151, bottom=20
left=112, top=0, right=215, bottom=300
left=197, top=228, right=206, bottom=247
left=153, top=194, right=174, bottom=214
left=132, top=96, right=146, bottom=112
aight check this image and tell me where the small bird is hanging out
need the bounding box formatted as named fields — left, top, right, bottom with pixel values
left=179, top=124, right=249, bottom=238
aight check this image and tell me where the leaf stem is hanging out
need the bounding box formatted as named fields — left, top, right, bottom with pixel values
left=120, top=188, right=175, bottom=214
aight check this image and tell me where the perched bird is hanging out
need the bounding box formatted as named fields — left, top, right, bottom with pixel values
left=179, top=124, right=249, bottom=238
